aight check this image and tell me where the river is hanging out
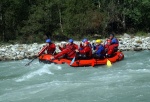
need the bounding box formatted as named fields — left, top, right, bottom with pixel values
left=0, top=50, right=150, bottom=102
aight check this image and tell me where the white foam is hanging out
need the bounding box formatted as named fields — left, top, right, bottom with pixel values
left=15, top=64, right=54, bottom=82
left=128, top=69, right=150, bottom=73
left=56, top=66, right=62, bottom=70
left=46, top=63, right=62, bottom=70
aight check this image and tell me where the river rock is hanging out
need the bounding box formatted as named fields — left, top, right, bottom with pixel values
left=133, top=47, right=142, bottom=51
left=0, top=48, right=6, bottom=52
left=123, top=33, right=131, bottom=38
left=0, top=36, right=150, bottom=61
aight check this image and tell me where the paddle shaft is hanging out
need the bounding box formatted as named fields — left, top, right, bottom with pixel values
left=25, top=45, right=48, bottom=66
left=25, top=57, right=37, bottom=66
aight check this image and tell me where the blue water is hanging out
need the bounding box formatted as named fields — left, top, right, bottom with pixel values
left=0, top=50, right=150, bottom=102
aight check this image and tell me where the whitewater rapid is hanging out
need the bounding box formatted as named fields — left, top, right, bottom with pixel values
left=0, top=50, right=150, bottom=102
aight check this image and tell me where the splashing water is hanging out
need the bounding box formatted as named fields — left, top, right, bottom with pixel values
left=0, top=50, right=150, bottom=102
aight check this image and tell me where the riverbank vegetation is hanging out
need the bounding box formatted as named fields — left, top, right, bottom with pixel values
left=0, top=0, right=150, bottom=43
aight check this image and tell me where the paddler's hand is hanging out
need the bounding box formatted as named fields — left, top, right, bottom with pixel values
left=105, top=54, right=108, bottom=58
left=50, top=56, right=55, bottom=60
left=75, top=49, right=79, bottom=52
left=35, top=54, right=39, bottom=57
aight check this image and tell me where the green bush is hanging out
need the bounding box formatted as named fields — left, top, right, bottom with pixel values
left=135, top=31, right=148, bottom=36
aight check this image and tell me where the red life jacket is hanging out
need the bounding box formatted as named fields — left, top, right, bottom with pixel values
left=79, top=46, right=92, bottom=58
left=66, top=43, right=78, bottom=58
left=54, top=43, right=78, bottom=59
left=38, top=43, right=56, bottom=56
left=105, top=44, right=114, bottom=55
left=46, top=43, right=56, bottom=54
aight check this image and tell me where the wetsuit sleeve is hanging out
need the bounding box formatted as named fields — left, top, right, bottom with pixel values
left=59, top=46, right=63, bottom=51
left=38, top=45, right=48, bottom=56
left=75, top=44, right=79, bottom=50
left=54, top=49, right=69, bottom=59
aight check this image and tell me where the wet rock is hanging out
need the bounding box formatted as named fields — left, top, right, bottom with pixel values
left=133, top=47, right=142, bottom=51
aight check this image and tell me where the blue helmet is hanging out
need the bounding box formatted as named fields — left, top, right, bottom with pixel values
left=68, top=39, right=73, bottom=43
left=46, top=39, right=51, bottom=43
left=110, top=34, right=114, bottom=37
left=82, top=38, right=88, bottom=43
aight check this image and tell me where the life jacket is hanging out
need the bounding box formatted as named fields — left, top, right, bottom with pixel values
left=111, top=38, right=118, bottom=44
left=66, top=43, right=78, bottom=59
left=105, top=44, right=114, bottom=55
left=79, top=46, right=92, bottom=58
left=47, top=43, right=56, bottom=54
left=86, top=47, right=92, bottom=58
left=111, top=38, right=119, bottom=48
left=95, top=44, right=105, bottom=55
left=54, top=43, right=77, bottom=59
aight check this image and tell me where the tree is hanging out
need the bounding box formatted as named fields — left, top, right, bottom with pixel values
left=0, top=0, right=149, bottom=43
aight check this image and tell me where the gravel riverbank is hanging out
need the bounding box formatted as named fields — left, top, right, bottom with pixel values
left=0, top=34, right=150, bottom=61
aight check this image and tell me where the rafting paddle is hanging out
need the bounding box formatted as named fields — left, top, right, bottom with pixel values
left=106, top=59, right=112, bottom=67
left=25, top=56, right=37, bottom=66
left=70, top=56, right=75, bottom=65
left=25, top=45, right=48, bottom=66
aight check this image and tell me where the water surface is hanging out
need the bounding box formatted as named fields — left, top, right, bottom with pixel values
left=0, top=51, right=150, bottom=102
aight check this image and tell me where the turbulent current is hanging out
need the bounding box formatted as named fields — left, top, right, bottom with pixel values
left=0, top=50, right=150, bottom=102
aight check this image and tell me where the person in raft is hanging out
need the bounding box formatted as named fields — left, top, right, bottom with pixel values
left=79, top=38, right=93, bottom=50
left=105, top=39, right=115, bottom=58
left=38, top=39, right=56, bottom=56
left=79, top=38, right=88, bottom=50
left=58, top=41, right=67, bottom=51
left=50, top=39, right=78, bottom=60
left=75, top=41, right=92, bottom=59
left=92, top=39, right=105, bottom=59
left=109, top=33, right=119, bottom=52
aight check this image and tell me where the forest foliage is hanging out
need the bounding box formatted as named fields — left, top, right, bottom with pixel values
left=0, top=0, right=150, bottom=43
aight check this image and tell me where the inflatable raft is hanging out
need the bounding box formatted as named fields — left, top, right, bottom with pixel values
left=39, top=51, right=124, bottom=67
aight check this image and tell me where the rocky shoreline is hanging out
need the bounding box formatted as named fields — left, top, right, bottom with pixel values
left=0, top=34, right=150, bottom=61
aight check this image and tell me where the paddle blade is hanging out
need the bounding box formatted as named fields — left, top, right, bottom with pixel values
left=107, top=59, right=112, bottom=67
left=70, top=57, right=75, bottom=65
